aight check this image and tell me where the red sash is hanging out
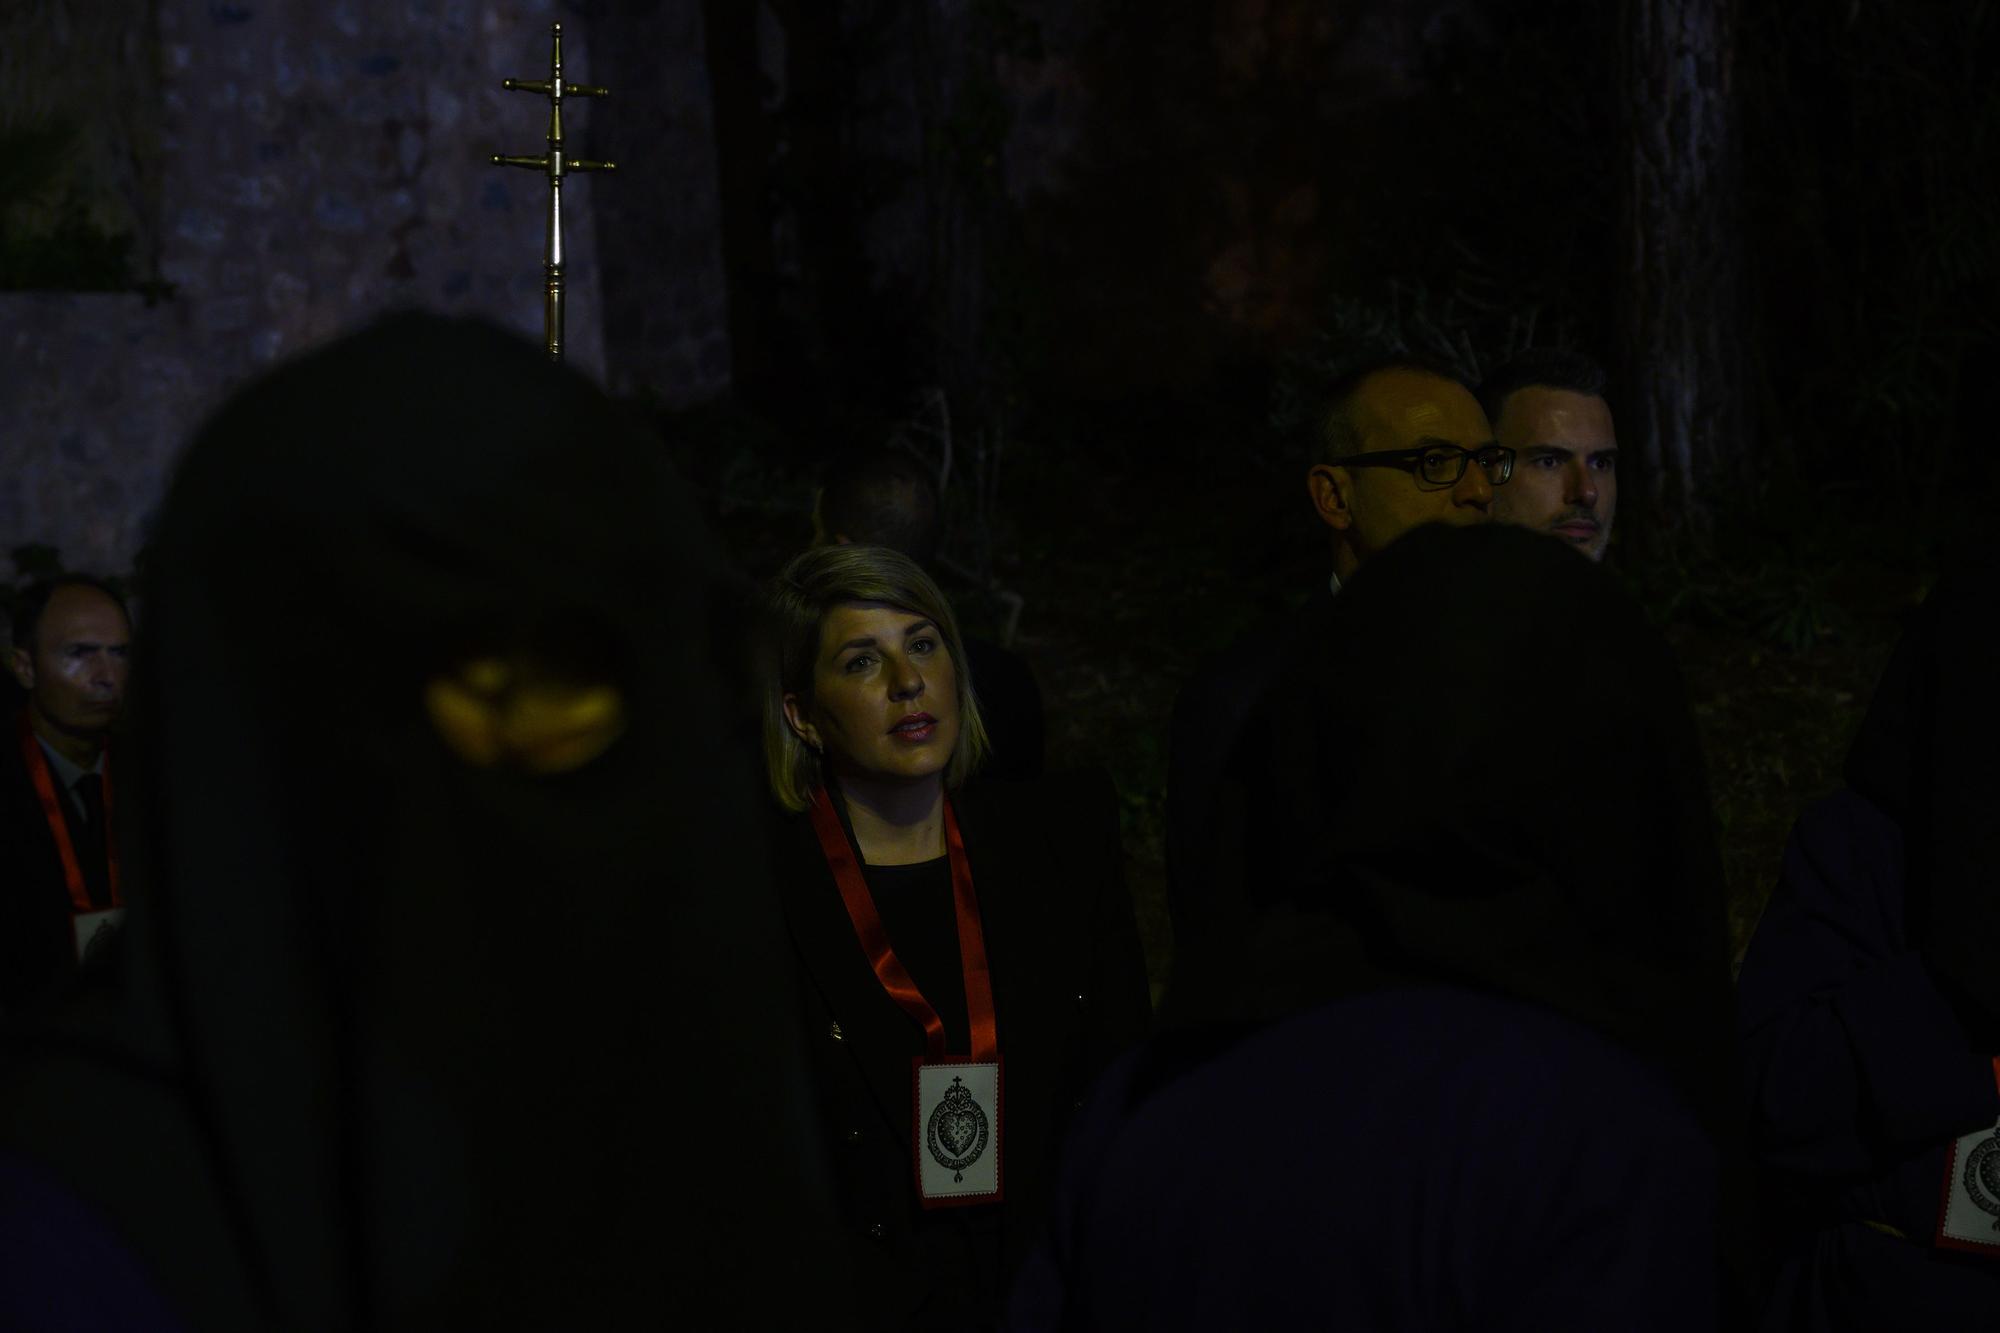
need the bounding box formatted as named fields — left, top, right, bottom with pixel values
left=16, top=711, right=121, bottom=914
left=806, top=785, right=997, bottom=1061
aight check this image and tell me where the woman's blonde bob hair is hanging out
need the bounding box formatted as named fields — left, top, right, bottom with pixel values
left=760, top=544, right=990, bottom=812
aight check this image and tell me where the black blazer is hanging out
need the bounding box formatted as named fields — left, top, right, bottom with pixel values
left=962, top=636, right=1045, bottom=782
left=770, top=768, right=1150, bottom=1330
left=0, top=718, right=117, bottom=1012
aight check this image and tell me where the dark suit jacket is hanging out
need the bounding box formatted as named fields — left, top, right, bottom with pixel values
left=771, top=769, right=1150, bottom=1330
left=963, top=637, right=1044, bottom=783
left=0, top=715, right=115, bottom=1012
left=1163, top=588, right=1333, bottom=942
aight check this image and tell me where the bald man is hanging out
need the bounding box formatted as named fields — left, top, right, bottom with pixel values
left=1306, top=361, right=1508, bottom=581
left=3, top=576, right=132, bottom=1008
left=1165, top=357, right=1507, bottom=937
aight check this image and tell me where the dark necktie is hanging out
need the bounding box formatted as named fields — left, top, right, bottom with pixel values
left=71, top=772, right=112, bottom=905
left=73, top=773, right=104, bottom=829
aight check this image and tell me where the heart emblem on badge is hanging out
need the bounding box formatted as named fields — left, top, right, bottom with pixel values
left=924, top=1075, right=991, bottom=1182
left=939, top=1108, right=979, bottom=1156
left=1978, top=1141, right=2000, bottom=1223
left=1964, top=1135, right=2000, bottom=1228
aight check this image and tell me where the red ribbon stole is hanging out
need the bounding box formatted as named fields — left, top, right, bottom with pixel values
left=806, top=785, right=997, bottom=1063
left=16, top=711, right=122, bottom=915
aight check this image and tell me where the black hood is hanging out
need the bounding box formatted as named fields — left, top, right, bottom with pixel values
left=9, top=313, right=838, bottom=1328
left=1845, top=565, right=2000, bottom=1041
left=1171, top=522, right=1737, bottom=1146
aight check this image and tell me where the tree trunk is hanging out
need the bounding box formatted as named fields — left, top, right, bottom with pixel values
left=701, top=0, right=781, bottom=398
left=912, top=0, right=993, bottom=418
left=1619, top=0, right=1744, bottom=537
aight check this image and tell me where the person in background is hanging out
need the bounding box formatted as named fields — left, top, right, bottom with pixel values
left=762, top=542, right=1149, bottom=1330
left=1016, top=524, right=1747, bottom=1331
left=1165, top=354, right=1508, bottom=941
left=1479, top=348, right=1619, bottom=561
left=1, top=574, right=132, bottom=1010
left=1738, top=568, right=2000, bottom=1327
left=814, top=448, right=1045, bottom=782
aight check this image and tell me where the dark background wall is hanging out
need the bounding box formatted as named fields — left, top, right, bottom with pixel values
left=15, top=0, right=1994, bottom=561
left=1, top=0, right=626, bottom=571
left=9, top=0, right=1998, bottom=968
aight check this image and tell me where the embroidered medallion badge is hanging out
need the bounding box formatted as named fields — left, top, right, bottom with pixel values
left=71, top=907, right=125, bottom=965
left=1964, top=1135, right=2000, bottom=1230
left=925, top=1076, right=990, bottom=1182
left=1937, top=1118, right=2000, bottom=1254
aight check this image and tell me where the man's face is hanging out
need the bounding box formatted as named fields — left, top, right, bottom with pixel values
left=1490, top=386, right=1617, bottom=561
left=1308, top=369, right=1497, bottom=576
left=9, top=586, right=132, bottom=742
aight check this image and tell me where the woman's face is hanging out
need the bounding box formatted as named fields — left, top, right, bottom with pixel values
left=784, top=601, right=961, bottom=786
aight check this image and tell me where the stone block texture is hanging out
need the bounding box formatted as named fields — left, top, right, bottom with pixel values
left=585, top=0, right=732, bottom=404
left=2, top=0, right=727, bottom=576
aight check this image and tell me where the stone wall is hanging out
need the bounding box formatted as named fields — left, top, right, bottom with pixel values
left=3, top=0, right=728, bottom=577
left=1, top=295, right=209, bottom=572
left=586, top=0, right=732, bottom=405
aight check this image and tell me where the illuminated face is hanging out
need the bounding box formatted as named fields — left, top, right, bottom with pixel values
left=424, top=656, right=628, bottom=774
left=783, top=602, right=961, bottom=787
left=1490, top=386, right=1618, bottom=561
left=9, top=585, right=131, bottom=744
left=1308, top=369, right=1497, bottom=578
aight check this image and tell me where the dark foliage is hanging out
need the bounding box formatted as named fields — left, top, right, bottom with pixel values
left=1740, top=2, right=2000, bottom=535
left=0, top=126, right=141, bottom=293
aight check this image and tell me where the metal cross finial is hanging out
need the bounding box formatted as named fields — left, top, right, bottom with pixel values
left=490, top=22, right=616, bottom=361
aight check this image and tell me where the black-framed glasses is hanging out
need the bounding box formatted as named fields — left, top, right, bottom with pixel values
left=1331, top=444, right=1516, bottom=487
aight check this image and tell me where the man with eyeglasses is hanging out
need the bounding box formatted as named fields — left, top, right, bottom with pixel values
left=1305, top=361, right=1510, bottom=582
left=1165, top=356, right=1505, bottom=940
left=1478, top=349, right=1618, bottom=561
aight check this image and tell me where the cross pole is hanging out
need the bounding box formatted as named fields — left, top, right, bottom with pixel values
left=490, top=22, right=615, bottom=361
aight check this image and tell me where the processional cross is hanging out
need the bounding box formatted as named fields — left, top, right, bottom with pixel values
left=490, top=23, right=615, bottom=360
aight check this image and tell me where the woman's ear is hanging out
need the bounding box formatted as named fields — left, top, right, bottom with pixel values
left=781, top=692, right=822, bottom=752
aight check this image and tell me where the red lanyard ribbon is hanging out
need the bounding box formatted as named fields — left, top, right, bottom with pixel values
left=17, top=711, right=121, bottom=914
left=807, top=785, right=997, bottom=1063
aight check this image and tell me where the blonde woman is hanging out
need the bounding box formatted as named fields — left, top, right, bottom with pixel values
left=760, top=543, right=1148, bottom=1329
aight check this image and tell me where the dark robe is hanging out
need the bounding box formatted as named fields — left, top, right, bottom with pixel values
left=1739, top=790, right=2000, bottom=1327
left=1011, top=987, right=1720, bottom=1332
left=773, top=768, right=1150, bottom=1330
left=1738, top=569, right=2000, bottom=1327
left=1162, top=585, right=1332, bottom=941
left=1843, top=567, right=2000, bottom=1040
left=1019, top=524, right=1749, bottom=1328
left=0, top=314, right=849, bottom=1329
